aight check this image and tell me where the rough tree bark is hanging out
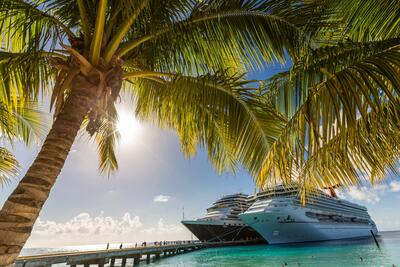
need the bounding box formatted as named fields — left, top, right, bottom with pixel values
left=0, top=75, right=98, bottom=266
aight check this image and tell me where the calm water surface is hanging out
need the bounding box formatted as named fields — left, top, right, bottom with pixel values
left=148, top=231, right=400, bottom=267
left=22, top=231, right=400, bottom=267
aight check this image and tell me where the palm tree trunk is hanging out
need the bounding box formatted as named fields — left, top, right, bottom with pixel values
left=0, top=79, right=94, bottom=266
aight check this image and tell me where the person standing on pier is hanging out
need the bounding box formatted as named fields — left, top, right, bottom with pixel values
left=119, top=243, right=123, bottom=249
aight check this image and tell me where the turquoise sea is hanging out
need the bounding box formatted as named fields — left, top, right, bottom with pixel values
left=22, top=231, right=400, bottom=267
left=147, top=231, right=399, bottom=267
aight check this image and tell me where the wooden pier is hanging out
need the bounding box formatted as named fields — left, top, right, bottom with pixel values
left=15, top=240, right=262, bottom=267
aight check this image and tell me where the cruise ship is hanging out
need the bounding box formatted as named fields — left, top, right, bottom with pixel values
left=181, top=193, right=264, bottom=242
left=239, top=184, right=378, bottom=244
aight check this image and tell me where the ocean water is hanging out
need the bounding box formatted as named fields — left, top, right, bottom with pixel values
left=22, top=231, right=400, bottom=267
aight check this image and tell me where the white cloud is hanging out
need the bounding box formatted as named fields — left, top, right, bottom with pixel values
left=372, top=184, right=388, bottom=192
left=346, top=186, right=381, bottom=204
left=153, top=195, right=170, bottom=203
left=28, top=213, right=190, bottom=247
left=142, top=218, right=183, bottom=234
left=389, top=181, right=400, bottom=192
left=339, top=181, right=400, bottom=204
left=33, top=212, right=142, bottom=236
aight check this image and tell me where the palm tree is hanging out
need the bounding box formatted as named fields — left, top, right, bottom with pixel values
left=0, top=0, right=309, bottom=264
left=255, top=0, right=400, bottom=199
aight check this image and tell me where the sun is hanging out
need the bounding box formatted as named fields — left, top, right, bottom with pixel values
left=116, top=110, right=141, bottom=143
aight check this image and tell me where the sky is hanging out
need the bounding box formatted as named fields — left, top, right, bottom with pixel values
left=0, top=70, right=399, bottom=249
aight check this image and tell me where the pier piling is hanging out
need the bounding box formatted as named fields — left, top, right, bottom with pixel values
left=133, top=256, right=140, bottom=266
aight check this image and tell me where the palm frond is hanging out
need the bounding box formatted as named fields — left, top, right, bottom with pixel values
left=0, top=147, right=19, bottom=186
left=118, top=0, right=305, bottom=73
left=0, top=50, right=59, bottom=105
left=0, top=0, right=74, bottom=53
left=0, top=100, right=47, bottom=186
left=263, top=38, right=400, bottom=117
left=332, top=0, right=400, bottom=41
left=257, top=38, right=400, bottom=194
left=0, top=100, right=48, bottom=146
left=89, top=0, right=107, bottom=65
left=258, top=100, right=400, bottom=198
left=128, top=71, right=285, bottom=175
left=76, top=0, right=91, bottom=49
left=13, top=103, right=49, bottom=146
left=93, top=104, right=120, bottom=176
left=103, top=0, right=150, bottom=62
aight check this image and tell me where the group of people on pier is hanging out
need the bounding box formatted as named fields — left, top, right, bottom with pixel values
left=105, top=240, right=198, bottom=250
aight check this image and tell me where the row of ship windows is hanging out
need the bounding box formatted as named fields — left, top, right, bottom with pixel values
left=252, top=197, right=367, bottom=216
left=288, top=202, right=369, bottom=219
left=257, top=190, right=365, bottom=210
left=251, top=214, right=370, bottom=225
left=209, top=204, right=249, bottom=209
left=305, top=212, right=370, bottom=224
left=223, top=223, right=245, bottom=226
left=214, top=199, right=248, bottom=204
left=248, top=201, right=369, bottom=220
left=302, top=195, right=366, bottom=211
left=292, top=201, right=370, bottom=218
left=257, top=192, right=365, bottom=210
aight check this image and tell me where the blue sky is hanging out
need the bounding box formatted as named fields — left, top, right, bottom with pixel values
left=0, top=69, right=399, bottom=248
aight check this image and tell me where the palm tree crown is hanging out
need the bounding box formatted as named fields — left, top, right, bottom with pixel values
left=0, top=0, right=311, bottom=264
left=0, top=0, right=306, bottom=175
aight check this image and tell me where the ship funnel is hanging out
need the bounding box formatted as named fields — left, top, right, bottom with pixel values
left=323, top=184, right=341, bottom=198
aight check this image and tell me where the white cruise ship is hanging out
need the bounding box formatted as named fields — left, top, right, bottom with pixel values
left=239, top=184, right=378, bottom=244
left=181, top=193, right=264, bottom=242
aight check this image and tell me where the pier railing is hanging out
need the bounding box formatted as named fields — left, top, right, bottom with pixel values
left=15, top=239, right=263, bottom=267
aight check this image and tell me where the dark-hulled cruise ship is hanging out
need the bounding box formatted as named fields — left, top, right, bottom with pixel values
left=181, top=193, right=265, bottom=242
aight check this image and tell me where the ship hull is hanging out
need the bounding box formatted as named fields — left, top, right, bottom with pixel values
left=240, top=211, right=378, bottom=244
left=182, top=220, right=265, bottom=242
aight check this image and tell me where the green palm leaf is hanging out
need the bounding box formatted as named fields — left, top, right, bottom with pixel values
left=118, top=1, right=303, bottom=72
left=94, top=104, right=120, bottom=176
left=129, top=71, right=285, bottom=175
left=0, top=0, right=73, bottom=52
left=257, top=35, right=400, bottom=195
left=0, top=50, right=60, bottom=105
left=1, top=0, right=310, bottom=181
left=0, top=147, right=19, bottom=186
left=0, top=100, right=48, bottom=184
left=332, top=0, right=400, bottom=41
